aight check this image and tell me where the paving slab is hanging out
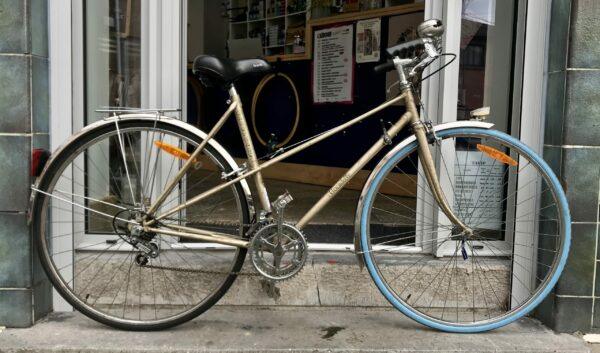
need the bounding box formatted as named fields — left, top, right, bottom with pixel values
left=0, top=307, right=589, bottom=353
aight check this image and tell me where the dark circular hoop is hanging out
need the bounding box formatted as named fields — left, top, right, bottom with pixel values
left=251, top=73, right=300, bottom=149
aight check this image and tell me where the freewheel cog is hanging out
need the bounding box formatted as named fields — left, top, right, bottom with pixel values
left=250, top=223, right=307, bottom=281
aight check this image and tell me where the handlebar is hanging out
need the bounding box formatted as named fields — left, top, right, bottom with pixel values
left=373, top=19, right=445, bottom=78
left=373, top=61, right=396, bottom=74
left=374, top=38, right=440, bottom=75
left=385, top=38, right=426, bottom=58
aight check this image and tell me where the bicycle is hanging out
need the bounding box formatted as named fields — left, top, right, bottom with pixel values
left=30, top=19, right=570, bottom=333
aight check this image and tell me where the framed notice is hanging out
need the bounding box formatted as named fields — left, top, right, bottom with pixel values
left=356, top=18, right=381, bottom=63
left=312, top=25, right=354, bottom=104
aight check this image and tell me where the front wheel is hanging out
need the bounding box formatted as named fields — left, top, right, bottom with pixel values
left=359, top=128, right=570, bottom=332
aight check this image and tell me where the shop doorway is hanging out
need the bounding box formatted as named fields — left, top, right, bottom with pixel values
left=185, top=0, right=531, bottom=249
left=48, top=0, right=551, bottom=310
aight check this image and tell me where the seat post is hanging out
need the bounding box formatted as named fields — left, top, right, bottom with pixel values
left=228, top=85, right=272, bottom=213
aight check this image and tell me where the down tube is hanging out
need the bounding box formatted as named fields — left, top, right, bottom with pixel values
left=295, top=111, right=413, bottom=230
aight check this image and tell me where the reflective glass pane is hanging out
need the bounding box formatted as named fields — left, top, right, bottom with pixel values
left=458, top=0, right=516, bottom=133
left=85, top=0, right=141, bottom=123
left=84, top=0, right=142, bottom=233
left=452, top=0, right=519, bottom=242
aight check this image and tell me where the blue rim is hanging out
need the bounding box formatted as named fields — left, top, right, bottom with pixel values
left=360, top=128, right=571, bottom=333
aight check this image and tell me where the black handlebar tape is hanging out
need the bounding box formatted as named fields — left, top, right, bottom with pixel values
left=373, top=61, right=396, bottom=74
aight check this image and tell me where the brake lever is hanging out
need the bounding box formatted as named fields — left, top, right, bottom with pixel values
left=408, top=55, right=437, bottom=79
left=408, top=41, right=441, bottom=78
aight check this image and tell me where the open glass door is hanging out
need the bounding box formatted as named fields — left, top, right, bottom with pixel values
left=76, top=0, right=183, bottom=244
left=423, top=0, right=550, bottom=308
left=73, top=0, right=143, bottom=250
left=51, top=0, right=184, bottom=311
left=432, top=0, right=525, bottom=257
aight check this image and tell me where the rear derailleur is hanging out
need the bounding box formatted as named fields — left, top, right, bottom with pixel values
left=112, top=209, right=160, bottom=266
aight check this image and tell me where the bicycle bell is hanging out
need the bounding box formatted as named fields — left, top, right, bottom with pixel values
left=417, top=19, right=444, bottom=39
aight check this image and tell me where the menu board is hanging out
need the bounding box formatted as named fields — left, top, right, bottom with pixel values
left=312, top=25, right=354, bottom=103
left=453, top=151, right=504, bottom=230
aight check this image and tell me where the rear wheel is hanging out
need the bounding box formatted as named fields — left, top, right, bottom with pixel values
left=359, top=128, right=570, bottom=332
left=32, top=118, right=250, bottom=330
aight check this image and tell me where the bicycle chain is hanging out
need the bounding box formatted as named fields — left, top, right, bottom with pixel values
left=139, top=263, right=262, bottom=276
left=139, top=219, right=269, bottom=277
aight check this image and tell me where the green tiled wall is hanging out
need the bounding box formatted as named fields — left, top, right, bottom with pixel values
left=537, top=0, right=600, bottom=333
left=0, top=0, right=51, bottom=328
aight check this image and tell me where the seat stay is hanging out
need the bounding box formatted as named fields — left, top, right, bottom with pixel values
left=146, top=99, right=238, bottom=216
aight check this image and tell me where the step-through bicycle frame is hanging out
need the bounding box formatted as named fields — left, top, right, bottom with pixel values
left=142, top=63, right=468, bottom=248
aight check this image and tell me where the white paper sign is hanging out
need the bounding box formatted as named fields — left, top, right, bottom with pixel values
left=453, top=151, right=504, bottom=230
left=462, top=0, right=496, bottom=26
left=313, top=25, right=354, bottom=103
left=356, top=18, right=381, bottom=63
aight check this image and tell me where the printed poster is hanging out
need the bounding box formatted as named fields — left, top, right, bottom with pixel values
left=356, top=18, right=381, bottom=63
left=312, top=25, right=354, bottom=103
left=453, top=151, right=504, bottom=230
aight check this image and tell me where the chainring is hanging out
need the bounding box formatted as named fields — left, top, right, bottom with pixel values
left=249, top=223, right=308, bottom=281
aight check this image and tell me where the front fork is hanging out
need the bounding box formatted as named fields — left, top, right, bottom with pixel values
left=404, top=90, right=471, bottom=234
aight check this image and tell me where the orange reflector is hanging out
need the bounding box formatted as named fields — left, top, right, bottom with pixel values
left=476, top=144, right=518, bottom=166
left=154, top=141, right=203, bottom=169
left=154, top=141, right=191, bottom=160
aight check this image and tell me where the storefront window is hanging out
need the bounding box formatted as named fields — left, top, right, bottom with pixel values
left=84, top=0, right=142, bottom=232
left=85, top=0, right=141, bottom=122
left=457, top=0, right=516, bottom=133
left=452, top=0, right=518, bottom=242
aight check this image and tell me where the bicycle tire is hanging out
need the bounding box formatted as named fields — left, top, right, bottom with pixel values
left=359, top=127, right=570, bottom=333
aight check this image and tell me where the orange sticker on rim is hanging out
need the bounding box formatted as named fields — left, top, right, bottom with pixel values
left=476, top=144, right=518, bottom=166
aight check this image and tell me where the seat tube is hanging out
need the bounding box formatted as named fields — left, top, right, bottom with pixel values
left=228, top=85, right=272, bottom=213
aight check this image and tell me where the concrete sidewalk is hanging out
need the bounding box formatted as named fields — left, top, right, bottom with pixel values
left=0, top=306, right=589, bottom=353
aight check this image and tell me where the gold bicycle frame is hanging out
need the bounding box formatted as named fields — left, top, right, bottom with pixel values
left=144, top=69, right=468, bottom=247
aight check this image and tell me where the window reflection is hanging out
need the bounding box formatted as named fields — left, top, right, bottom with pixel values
left=84, top=0, right=142, bottom=233
left=458, top=0, right=516, bottom=134
left=85, top=0, right=141, bottom=123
